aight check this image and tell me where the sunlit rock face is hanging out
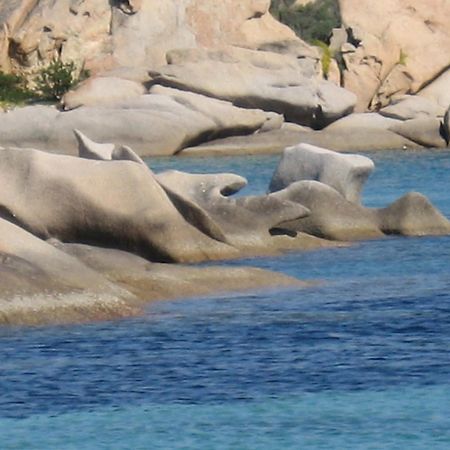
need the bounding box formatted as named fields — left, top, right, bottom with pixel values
left=0, top=0, right=297, bottom=73
left=339, top=0, right=450, bottom=111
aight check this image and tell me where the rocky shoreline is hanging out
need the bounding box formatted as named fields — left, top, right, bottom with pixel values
left=1, top=131, right=449, bottom=326
left=1, top=0, right=450, bottom=326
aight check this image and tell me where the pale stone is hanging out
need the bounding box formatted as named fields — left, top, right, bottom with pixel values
left=417, top=69, right=450, bottom=109
left=152, top=49, right=356, bottom=127
left=380, top=95, right=445, bottom=120
left=269, top=143, right=375, bottom=204
left=0, top=147, right=238, bottom=263
left=340, top=0, right=450, bottom=109
left=62, top=77, right=146, bottom=110
left=388, top=118, right=446, bottom=148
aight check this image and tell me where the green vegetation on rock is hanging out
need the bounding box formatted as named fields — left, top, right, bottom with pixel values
left=0, top=71, right=33, bottom=107
left=270, top=0, right=341, bottom=44
left=313, top=39, right=333, bottom=77
left=0, top=59, right=90, bottom=107
left=34, top=59, right=89, bottom=101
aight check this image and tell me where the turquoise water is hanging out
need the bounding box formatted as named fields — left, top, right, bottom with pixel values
left=1, top=150, right=450, bottom=449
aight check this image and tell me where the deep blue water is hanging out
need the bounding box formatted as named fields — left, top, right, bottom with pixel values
left=1, top=150, right=450, bottom=449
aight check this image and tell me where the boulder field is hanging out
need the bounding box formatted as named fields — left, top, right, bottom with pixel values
left=1, top=1, right=450, bottom=325
left=1, top=1, right=450, bottom=155
left=0, top=132, right=449, bottom=325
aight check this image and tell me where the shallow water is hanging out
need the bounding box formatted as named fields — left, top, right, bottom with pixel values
left=1, top=150, right=450, bottom=449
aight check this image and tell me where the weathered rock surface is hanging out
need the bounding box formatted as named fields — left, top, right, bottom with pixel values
left=0, top=147, right=238, bottom=263
left=325, top=112, right=402, bottom=131
left=157, top=169, right=310, bottom=250
left=275, top=180, right=450, bottom=241
left=0, top=233, right=307, bottom=326
left=374, top=192, right=450, bottom=236
left=380, top=95, right=445, bottom=121
left=0, top=0, right=299, bottom=73
left=74, top=129, right=145, bottom=164
left=339, top=0, right=450, bottom=110
left=54, top=243, right=309, bottom=302
left=388, top=118, right=447, bottom=148
left=268, top=143, right=374, bottom=203
left=151, top=47, right=356, bottom=128
left=62, top=77, right=146, bottom=110
left=0, top=92, right=274, bottom=155
left=181, top=127, right=419, bottom=157
left=0, top=217, right=139, bottom=325
left=277, top=180, right=384, bottom=241
left=417, top=69, right=450, bottom=110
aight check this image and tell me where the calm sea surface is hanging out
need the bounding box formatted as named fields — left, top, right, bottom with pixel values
left=0, top=150, right=449, bottom=449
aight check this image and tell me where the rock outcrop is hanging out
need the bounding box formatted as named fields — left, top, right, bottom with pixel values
left=339, top=0, right=450, bottom=111
left=1, top=131, right=449, bottom=325
left=268, top=143, right=374, bottom=203
left=0, top=92, right=276, bottom=155
left=0, top=0, right=298, bottom=73
left=151, top=46, right=355, bottom=128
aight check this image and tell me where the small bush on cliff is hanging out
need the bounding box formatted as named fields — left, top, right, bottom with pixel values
left=270, top=0, right=340, bottom=44
left=34, top=59, right=89, bottom=101
left=0, top=72, right=33, bottom=106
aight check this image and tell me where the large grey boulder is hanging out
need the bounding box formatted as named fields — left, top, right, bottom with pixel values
left=274, top=181, right=450, bottom=241
left=0, top=92, right=273, bottom=156
left=388, top=118, right=447, bottom=148
left=374, top=192, right=450, bottom=236
left=151, top=47, right=356, bottom=128
left=0, top=147, right=237, bottom=263
left=62, top=77, right=146, bottom=110
left=156, top=170, right=310, bottom=251
left=418, top=69, right=450, bottom=109
left=380, top=95, right=445, bottom=121
left=268, top=143, right=375, bottom=204
left=0, top=218, right=136, bottom=325
left=276, top=181, right=384, bottom=241
left=325, top=112, right=401, bottom=131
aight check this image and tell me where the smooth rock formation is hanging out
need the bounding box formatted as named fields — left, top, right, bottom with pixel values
left=0, top=217, right=138, bottom=325
left=325, top=112, right=402, bottom=131
left=151, top=47, right=356, bottom=128
left=380, top=95, right=445, bottom=121
left=276, top=180, right=384, bottom=241
left=274, top=180, right=450, bottom=241
left=157, top=170, right=310, bottom=251
left=0, top=147, right=238, bottom=263
left=74, top=129, right=145, bottom=164
left=0, top=93, right=273, bottom=155
left=181, top=127, right=419, bottom=157
left=417, top=69, right=450, bottom=110
left=268, top=143, right=375, bottom=204
left=62, top=77, right=146, bottom=110
left=374, top=192, right=450, bottom=236
left=388, top=118, right=447, bottom=148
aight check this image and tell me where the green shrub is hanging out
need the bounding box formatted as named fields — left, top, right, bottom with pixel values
left=270, top=0, right=341, bottom=44
left=313, top=40, right=333, bottom=77
left=0, top=72, right=33, bottom=105
left=34, top=59, right=89, bottom=101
